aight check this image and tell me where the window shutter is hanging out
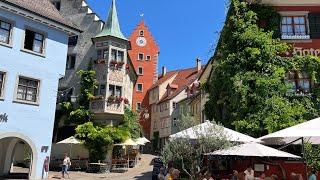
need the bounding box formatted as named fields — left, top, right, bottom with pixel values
left=309, top=13, right=320, bottom=39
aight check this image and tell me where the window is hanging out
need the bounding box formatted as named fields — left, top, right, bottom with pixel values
left=66, top=55, right=76, bottom=70
left=24, top=29, right=44, bottom=54
left=0, top=20, right=11, bottom=44
left=287, top=71, right=311, bottom=95
left=137, top=83, right=143, bottom=92
left=136, top=102, right=141, bottom=112
left=97, top=49, right=108, bottom=59
left=52, top=1, right=61, bottom=11
left=0, top=72, right=5, bottom=98
left=139, top=30, right=144, bottom=36
left=138, top=53, right=144, bottom=61
left=109, top=85, right=122, bottom=97
left=111, top=49, right=124, bottom=62
left=146, top=55, right=151, bottom=61
left=172, top=102, right=177, bottom=109
left=281, top=16, right=308, bottom=37
left=68, top=35, right=78, bottom=46
left=138, top=67, right=143, bottom=75
left=16, top=77, right=39, bottom=103
left=94, top=84, right=106, bottom=96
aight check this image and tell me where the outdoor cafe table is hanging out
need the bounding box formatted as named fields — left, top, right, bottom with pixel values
left=87, top=163, right=109, bottom=173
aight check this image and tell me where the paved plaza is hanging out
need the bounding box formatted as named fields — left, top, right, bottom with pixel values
left=49, top=154, right=155, bottom=180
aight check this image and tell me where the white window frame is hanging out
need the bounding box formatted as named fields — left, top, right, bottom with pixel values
left=21, top=27, right=46, bottom=57
left=137, top=83, right=143, bottom=92
left=0, top=71, right=6, bottom=100
left=0, top=18, right=14, bottom=47
left=138, top=53, right=144, bottom=61
left=139, top=30, right=144, bottom=37
left=66, top=54, right=76, bottom=70
left=146, top=55, right=151, bottom=61
left=279, top=11, right=310, bottom=40
left=14, top=75, right=41, bottom=105
left=138, top=66, right=143, bottom=75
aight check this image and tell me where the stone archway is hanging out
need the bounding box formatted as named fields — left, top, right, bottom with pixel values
left=0, top=132, right=38, bottom=179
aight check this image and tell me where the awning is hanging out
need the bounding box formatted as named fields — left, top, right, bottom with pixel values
left=259, top=117, right=320, bottom=145
left=170, top=121, right=260, bottom=143
left=206, top=142, right=301, bottom=159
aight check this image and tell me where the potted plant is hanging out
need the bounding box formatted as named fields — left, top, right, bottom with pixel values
left=116, top=96, right=124, bottom=103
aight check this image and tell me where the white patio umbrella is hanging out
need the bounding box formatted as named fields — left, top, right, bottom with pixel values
left=135, top=138, right=146, bottom=145
left=114, top=139, right=138, bottom=168
left=57, top=136, right=81, bottom=158
left=170, top=121, right=260, bottom=143
left=206, top=142, right=301, bottom=159
left=140, top=137, right=150, bottom=143
left=259, top=117, right=320, bottom=145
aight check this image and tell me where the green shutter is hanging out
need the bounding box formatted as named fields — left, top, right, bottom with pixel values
left=309, top=13, right=320, bottom=39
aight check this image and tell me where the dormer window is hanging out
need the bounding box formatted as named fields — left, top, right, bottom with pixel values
left=281, top=16, right=309, bottom=39
left=52, top=1, right=61, bottom=11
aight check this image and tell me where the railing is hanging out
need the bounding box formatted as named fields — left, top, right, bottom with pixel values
left=90, top=99, right=124, bottom=114
left=281, top=34, right=310, bottom=40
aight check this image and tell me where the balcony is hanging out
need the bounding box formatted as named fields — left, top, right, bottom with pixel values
left=90, top=96, right=129, bottom=114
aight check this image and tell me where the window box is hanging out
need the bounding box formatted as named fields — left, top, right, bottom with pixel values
left=281, top=35, right=310, bottom=40
left=110, top=60, right=117, bottom=66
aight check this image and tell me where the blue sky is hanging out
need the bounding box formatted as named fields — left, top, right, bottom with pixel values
left=87, top=0, right=228, bottom=71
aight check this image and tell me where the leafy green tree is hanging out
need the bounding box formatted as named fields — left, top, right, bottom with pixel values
left=120, top=107, right=141, bottom=139
left=305, top=143, right=320, bottom=171
left=204, top=0, right=320, bottom=137
left=77, top=70, right=97, bottom=109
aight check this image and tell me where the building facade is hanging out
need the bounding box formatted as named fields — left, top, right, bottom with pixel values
left=128, top=21, right=160, bottom=139
left=149, top=60, right=203, bottom=148
left=89, top=0, right=137, bottom=125
left=0, top=0, right=79, bottom=179
left=260, top=0, right=320, bottom=95
left=51, top=0, right=138, bottom=142
left=50, top=0, right=105, bottom=142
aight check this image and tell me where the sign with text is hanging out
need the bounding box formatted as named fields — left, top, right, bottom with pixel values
left=0, top=113, right=8, bottom=123
left=293, top=47, right=320, bottom=57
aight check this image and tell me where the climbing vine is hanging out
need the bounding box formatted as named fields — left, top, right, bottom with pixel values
left=204, top=0, right=320, bottom=137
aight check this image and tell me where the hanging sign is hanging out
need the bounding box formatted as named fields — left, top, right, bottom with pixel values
left=0, top=113, right=8, bottom=123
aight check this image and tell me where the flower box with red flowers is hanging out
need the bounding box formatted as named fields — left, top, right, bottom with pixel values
left=116, top=96, right=124, bottom=103
left=117, top=61, right=125, bottom=67
left=109, top=60, right=117, bottom=66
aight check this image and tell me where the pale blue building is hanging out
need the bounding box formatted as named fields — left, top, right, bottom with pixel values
left=0, top=0, right=80, bottom=179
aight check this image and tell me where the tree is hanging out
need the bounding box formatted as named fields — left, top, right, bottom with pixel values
left=204, top=0, right=320, bottom=137
left=305, top=143, right=320, bottom=171
left=161, top=113, right=230, bottom=179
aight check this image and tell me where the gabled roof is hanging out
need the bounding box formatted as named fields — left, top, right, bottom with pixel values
left=158, top=67, right=203, bottom=103
left=2, top=0, right=80, bottom=32
left=95, top=0, right=127, bottom=41
left=149, top=71, right=178, bottom=90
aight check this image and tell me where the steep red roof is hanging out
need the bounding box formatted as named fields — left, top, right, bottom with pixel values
left=3, top=0, right=79, bottom=31
left=149, top=70, right=178, bottom=90
left=158, top=67, right=203, bottom=103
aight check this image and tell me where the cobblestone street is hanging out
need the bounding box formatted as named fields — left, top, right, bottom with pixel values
left=49, top=154, right=155, bottom=180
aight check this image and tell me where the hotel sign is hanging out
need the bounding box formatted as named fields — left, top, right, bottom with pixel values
left=293, top=47, right=320, bottom=57
left=0, top=113, right=8, bottom=123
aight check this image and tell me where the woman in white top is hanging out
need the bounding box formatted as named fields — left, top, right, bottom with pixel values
left=62, top=153, right=71, bottom=178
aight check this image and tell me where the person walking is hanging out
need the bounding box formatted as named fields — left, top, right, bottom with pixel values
left=158, top=167, right=165, bottom=180
left=62, top=153, right=71, bottom=179
left=308, top=170, right=317, bottom=180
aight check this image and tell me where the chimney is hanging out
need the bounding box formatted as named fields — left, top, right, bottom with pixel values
left=162, top=66, right=167, bottom=76
left=196, top=58, right=201, bottom=71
